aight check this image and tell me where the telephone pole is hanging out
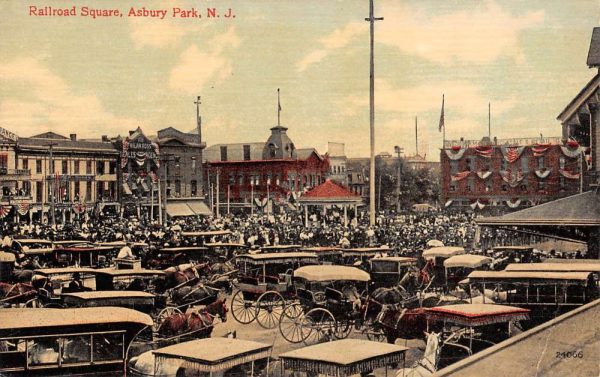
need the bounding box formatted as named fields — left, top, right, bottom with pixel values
left=47, top=143, right=57, bottom=228
left=366, top=0, right=383, bottom=226
left=394, top=146, right=403, bottom=213
left=194, top=96, right=204, bottom=195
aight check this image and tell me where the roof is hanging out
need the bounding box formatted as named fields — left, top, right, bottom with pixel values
left=236, top=252, right=318, bottom=264
left=95, top=268, right=165, bottom=277
left=280, top=339, right=408, bottom=375
left=296, top=148, right=323, bottom=161
left=443, top=255, right=493, bottom=269
left=153, top=338, right=271, bottom=373
left=343, top=246, right=391, bottom=254
left=371, top=256, right=418, bottom=265
left=182, top=230, right=232, bottom=237
left=543, top=258, right=600, bottom=264
left=13, top=238, right=52, bottom=244
left=159, top=246, right=209, bottom=253
left=505, top=263, right=600, bottom=273
left=491, top=246, right=535, bottom=251
left=261, top=245, right=301, bottom=251
left=18, top=136, right=118, bottom=154
left=426, top=304, right=530, bottom=327
left=300, top=246, right=342, bottom=253
left=294, top=265, right=371, bottom=282
left=587, top=27, right=600, bottom=67
left=204, top=142, right=265, bottom=163
left=477, top=191, right=600, bottom=227
left=557, top=73, right=600, bottom=122
left=62, top=291, right=155, bottom=299
left=205, top=242, right=247, bottom=248
left=422, top=246, right=465, bottom=259
left=34, top=267, right=97, bottom=276
left=434, top=299, right=600, bottom=377
left=467, top=270, right=592, bottom=282
left=0, top=307, right=153, bottom=332
left=299, top=179, right=361, bottom=202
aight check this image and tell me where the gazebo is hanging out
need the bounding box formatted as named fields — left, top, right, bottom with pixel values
left=298, top=179, right=363, bottom=227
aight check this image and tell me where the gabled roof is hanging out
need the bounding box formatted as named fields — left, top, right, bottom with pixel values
left=557, top=73, right=600, bottom=122
left=29, top=131, right=68, bottom=139
left=477, top=191, right=600, bottom=227
left=296, top=148, right=324, bottom=161
left=300, top=179, right=361, bottom=202
left=587, top=27, right=600, bottom=67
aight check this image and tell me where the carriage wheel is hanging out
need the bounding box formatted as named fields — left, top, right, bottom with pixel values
left=255, top=291, right=285, bottom=329
left=279, top=304, right=305, bottom=343
left=230, top=290, right=256, bottom=324
left=334, top=319, right=353, bottom=339
left=366, top=328, right=387, bottom=342
left=300, top=308, right=337, bottom=345
left=155, top=307, right=183, bottom=331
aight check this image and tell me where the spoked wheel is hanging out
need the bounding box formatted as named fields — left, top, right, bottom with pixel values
left=300, top=308, right=337, bottom=345
left=230, top=290, right=256, bottom=324
left=365, top=327, right=387, bottom=342
left=279, top=303, right=305, bottom=343
left=155, top=307, right=183, bottom=331
left=334, top=319, right=353, bottom=339
left=255, top=291, right=285, bottom=329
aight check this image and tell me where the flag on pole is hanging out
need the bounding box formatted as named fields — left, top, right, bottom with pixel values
left=438, top=94, right=445, bottom=132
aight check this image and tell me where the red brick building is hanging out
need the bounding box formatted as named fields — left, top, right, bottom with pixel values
left=204, top=125, right=329, bottom=213
left=441, top=137, right=585, bottom=211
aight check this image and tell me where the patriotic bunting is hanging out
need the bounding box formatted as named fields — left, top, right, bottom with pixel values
left=506, top=198, right=521, bottom=208
left=560, top=144, right=584, bottom=159
left=500, top=170, right=524, bottom=187
left=73, top=203, right=86, bottom=214
left=445, top=147, right=466, bottom=161
left=16, top=203, right=29, bottom=216
left=476, top=171, right=492, bottom=180
left=469, top=200, right=486, bottom=210
left=532, top=143, right=551, bottom=156
left=501, top=145, right=525, bottom=163
left=0, top=205, right=11, bottom=219
left=474, top=145, right=493, bottom=158
left=559, top=169, right=580, bottom=180
left=534, top=169, right=551, bottom=179
left=451, top=171, right=471, bottom=181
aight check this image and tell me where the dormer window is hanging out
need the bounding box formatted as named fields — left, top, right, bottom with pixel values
left=268, top=143, right=277, bottom=158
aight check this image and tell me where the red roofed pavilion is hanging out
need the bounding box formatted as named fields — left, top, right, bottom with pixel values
left=298, top=179, right=363, bottom=227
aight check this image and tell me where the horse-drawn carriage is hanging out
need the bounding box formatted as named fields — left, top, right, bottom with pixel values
left=0, top=307, right=153, bottom=376
left=230, top=252, right=319, bottom=329
left=10, top=239, right=54, bottom=266
left=342, top=246, right=390, bottom=266
left=369, top=256, right=418, bottom=289
left=149, top=247, right=209, bottom=269
left=180, top=230, right=233, bottom=245
left=443, top=254, right=492, bottom=291
left=490, top=245, right=535, bottom=270
left=204, top=242, right=248, bottom=260
left=53, top=241, right=114, bottom=267
left=260, top=245, right=302, bottom=254
left=278, top=265, right=371, bottom=345
left=299, top=246, right=343, bottom=265
left=465, top=270, right=598, bottom=326
left=32, top=267, right=97, bottom=308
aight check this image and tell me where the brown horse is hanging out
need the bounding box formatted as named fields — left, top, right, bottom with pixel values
left=375, top=305, right=431, bottom=344
left=163, top=263, right=213, bottom=289
left=157, top=297, right=228, bottom=338
left=0, top=282, right=37, bottom=305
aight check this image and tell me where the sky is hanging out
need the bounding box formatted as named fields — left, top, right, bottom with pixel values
left=0, top=0, right=599, bottom=160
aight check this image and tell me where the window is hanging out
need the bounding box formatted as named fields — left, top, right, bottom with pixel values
left=97, top=182, right=104, bottom=198
left=73, top=160, right=79, bottom=174
left=96, top=161, right=105, bottom=175
left=238, top=174, right=244, bottom=185
left=450, top=161, right=458, bottom=175
left=450, top=184, right=457, bottom=192
left=521, top=156, right=529, bottom=173
left=191, top=180, right=197, bottom=196
left=560, top=176, right=565, bottom=190
left=228, top=173, right=235, bottom=186
left=559, top=156, right=565, bottom=169
left=538, top=180, right=546, bottom=192
left=109, top=161, right=116, bottom=174
left=191, top=157, right=197, bottom=171
left=36, top=160, right=42, bottom=174
left=36, top=182, right=43, bottom=202
left=175, top=180, right=181, bottom=196
left=0, top=154, right=7, bottom=169
left=62, top=160, right=68, bottom=174
left=22, top=159, right=28, bottom=170
left=92, top=333, right=123, bottom=362
left=501, top=184, right=508, bottom=192
left=74, top=182, right=80, bottom=200
left=501, top=159, right=508, bottom=171
left=60, top=335, right=91, bottom=364
left=220, top=146, right=228, bottom=161
left=243, top=145, right=251, bottom=161
left=51, top=161, right=56, bottom=174
left=86, top=182, right=92, bottom=201
left=520, top=177, right=528, bottom=192
left=86, top=161, right=92, bottom=174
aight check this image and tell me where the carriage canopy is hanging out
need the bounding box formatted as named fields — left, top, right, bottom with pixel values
left=235, top=252, right=318, bottom=265
left=444, top=255, right=493, bottom=269
left=294, top=265, right=371, bottom=282
left=181, top=230, right=232, bottom=237
left=467, top=270, right=593, bottom=283
left=422, top=246, right=465, bottom=259
left=505, top=263, right=600, bottom=273
left=279, top=339, right=408, bottom=376
left=0, top=252, right=15, bottom=263
left=342, top=246, right=390, bottom=257
left=426, top=304, right=530, bottom=327
left=152, top=338, right=272, bottom=373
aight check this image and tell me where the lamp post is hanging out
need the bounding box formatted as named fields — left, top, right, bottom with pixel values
left=266, top=178, right=271, bottom=217
left=250, top=179, right=254, bottom=216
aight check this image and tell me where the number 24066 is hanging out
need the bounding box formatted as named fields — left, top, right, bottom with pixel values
left=555, top=351, right=583, bottom=359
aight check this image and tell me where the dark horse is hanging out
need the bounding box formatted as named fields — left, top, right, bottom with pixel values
left=163, top=263, right=213, bottom=289
left=170, top=283, right=222, bottom=307
left=157, top=296, right=228, bottom=338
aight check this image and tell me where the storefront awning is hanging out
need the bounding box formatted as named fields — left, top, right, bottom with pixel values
left=166, top=201, right=212, bottom=217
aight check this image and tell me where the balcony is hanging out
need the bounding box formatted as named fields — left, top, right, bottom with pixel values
left=0, top=169, right=31, bottom=181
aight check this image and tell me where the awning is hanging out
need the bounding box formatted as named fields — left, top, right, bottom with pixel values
left=166, top=201, right=212, bottom=217
left=187, top=201, right=212, bottom=216
left=166, top=202, right=195, bottom=217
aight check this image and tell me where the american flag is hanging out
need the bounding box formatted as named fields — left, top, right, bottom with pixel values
left=505, top=147, right=520, bottom=163
left=0, top=205, right=11, bottom=219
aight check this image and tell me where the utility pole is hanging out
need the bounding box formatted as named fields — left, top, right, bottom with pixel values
left=194, top=96, right=204, bottom=195
left=365, top=0, right=383, bottom=226
left=488, top=102, right=491, bottom=139
left=415, top=117, right=418, bottom=156
left=216, top=168, right=220, bottom=218
left=394, top=146, right=403, bottom=213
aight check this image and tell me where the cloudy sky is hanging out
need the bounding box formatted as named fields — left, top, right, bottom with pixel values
left=0, top=0, right=598, bottom=159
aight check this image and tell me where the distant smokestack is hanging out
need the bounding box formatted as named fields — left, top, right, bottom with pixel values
left=70, top=134, right=77, bottom=141
left=101, top=135, right=109, bottom=142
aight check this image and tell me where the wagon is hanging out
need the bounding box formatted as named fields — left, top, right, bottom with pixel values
left=230, top=252, right=318, bottom=329
left=342, top=246, right=390, bottom=266
left=466, top=270, right=598, bottom=325
left=279, top=338, right=408, bottom=377
left=369, top=256, right=418, bottom=289
left=11, top=239, right=54, bottom=266
left=443, top=254, right=492, bottom=290
left=61, top=291, right=156, bottom=314
left=278, top=265, right=370, bottom=345
left=260, top=244, right=302, bottom=253
left=300, top=246, right=343, bottom=265
left=155, top=246, right=209, bottom=268
left=0, top=307, right=152, bottom=375
left=32, top=267, right=97, bottom=308
left=204, top=242, right=248, bottom=260
left=53, top=242, right=114, bottom=267
left=129, top=337, right=272, bottom=377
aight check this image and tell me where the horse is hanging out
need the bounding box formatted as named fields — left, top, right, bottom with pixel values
left=170, top=283, right=222, bottom=307
left=0, top=282, right=37, bottom=306
left=396, top=332, right=442, bottom=377
left=375, top=305, right=431, bottom=344
left=163, top=263, right=213, bottom=289
left=157, top=296, right=228, bottom=338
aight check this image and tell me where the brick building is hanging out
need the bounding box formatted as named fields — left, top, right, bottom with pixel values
left=204, top=124, right=329, bottom=214
left=441, top=137, right=583, bottom=211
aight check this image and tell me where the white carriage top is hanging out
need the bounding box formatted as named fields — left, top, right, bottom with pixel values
left=342, top=246, right=391, bottom=256
left=371, top=256, right=418, bottom=265
left=0, top=252, right=16, bottom=262
left=181, top=230, right=232, bottom=237
left=152, top=338, right=272, bottom=373
left=467, top=270, right=593, bottom=282
left=444, top=254, right=493, bottom=269
left=505, top=263, right=600, bottom=273
left=423, top=246, right=466, bottom=259
left=236, top=252, right=318, bottom=264
left=61, top=291, right=155, bottom=300
left=294, top=265, right=371, bottom=282
left=279, top=339, right=408, bottom=376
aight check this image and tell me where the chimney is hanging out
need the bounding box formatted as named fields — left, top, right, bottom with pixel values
left=101, top=135, right=108, bottom=142
left=129, top=130, right=135, bottom=136
left=70, top=134, right=77, bottom=141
